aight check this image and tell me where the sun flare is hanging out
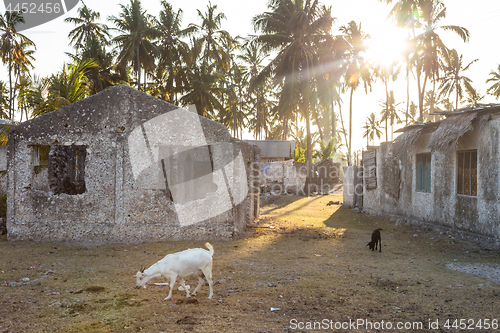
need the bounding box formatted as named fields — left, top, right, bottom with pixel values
left=365, top=22, right=409, bottom=69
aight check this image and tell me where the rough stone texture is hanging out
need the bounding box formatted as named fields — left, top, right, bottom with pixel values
left=360, top=117, right=500, bottom=240
left=6, top=85, right=259, bottom=243
left=343, top=166, right=356, bottom=208
left=0, top=145, right=7, bottom=195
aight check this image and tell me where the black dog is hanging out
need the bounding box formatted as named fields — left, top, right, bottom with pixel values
left=366, top=228, right=382, bottom=252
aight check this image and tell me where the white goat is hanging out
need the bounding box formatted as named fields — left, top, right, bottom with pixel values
left=135, top=243, right=214, bottom=300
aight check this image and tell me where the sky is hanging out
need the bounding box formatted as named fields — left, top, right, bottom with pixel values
left=2, top=0, right=500, bottom=156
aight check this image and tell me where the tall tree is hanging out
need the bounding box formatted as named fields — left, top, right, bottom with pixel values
left=379, top=90, right=402, bottom=140
left=180, top=61, right=224, bottom=118
left=0, top=11, right=35, bottom=119
left=65, top=4, right=110, bottom=51
left=69, top=36, right=123, bottom=94
left=155, top=1, right=195, bottom=102
left=190, top=1, right=231, bottom=69
left=43, top=60, right=98, bottom=114
left=362, top=112, right=382, bottom=146
left=109, top=0, right=158, bottom=90
left=253, top=0, right=334, bottom=188
left=375, top=62, right=400, bottom=141
left=340, top=20, right=373, bottom=165
left=438, top=48, right=477, bottom=109
left=486, top=64, right=500, bottom=99
left=412, top=0, right=469, bottom=120
left=239, top=42, right=269, bottom=140
left=0, top=80, right=8, bottom=119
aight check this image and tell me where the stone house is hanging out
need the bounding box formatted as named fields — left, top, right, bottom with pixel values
left=243, top=140, right=295, bottom=163
left=7, top=85, right=260, bottom=243
left=348, top=105, right=500, bottom=240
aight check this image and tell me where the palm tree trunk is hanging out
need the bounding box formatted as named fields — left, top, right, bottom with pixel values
left=331, top=100, right=337, bottom=147
left=338, top=103, right=348, bottom=160
left=136, top=42, right=141, bottom=90
left=385, top=79, right=389, bottom=142
left=8, top=43, right=13, bottom=120
left=348, top=86, right=354, bottom=166
left=313, top=110, right=324, bottom=142
left=406, top=64, right=409, bottom=125
left=232, top=99, right=236, bottom=137
left=305, top=107, right=312, bottom=195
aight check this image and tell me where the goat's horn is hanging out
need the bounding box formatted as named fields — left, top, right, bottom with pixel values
left=140, top=265, right=145, bottom=273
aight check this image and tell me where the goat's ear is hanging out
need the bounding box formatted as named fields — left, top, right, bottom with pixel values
left=140, top=265, right=145, bottom=273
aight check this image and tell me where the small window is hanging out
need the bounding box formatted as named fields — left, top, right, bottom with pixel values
left=457, top=150, right=477, bottom=196
left=33, top=145, right=50, bottom=174
left=48, top=145, right=87, bottom=195
left=416, top=153, right=431, bottom=192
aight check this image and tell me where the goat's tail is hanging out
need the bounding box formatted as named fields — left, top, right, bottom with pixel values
left=205, top=242, right=214, bottom=256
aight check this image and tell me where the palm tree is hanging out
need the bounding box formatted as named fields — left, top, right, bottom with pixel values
left=17, top=74, right=46, bottom=119
left=0, top=11, right=35, bottom=119
left=314, top=138, right=336, bottom=162
left=190, top=1, right=231, bottom=69
left=486, top=64, right=500, bottom=99
left=407, top=101, right=418, bottom=124
left=363, top=113, right=382, bottom=146
left=438, top=49, right=477, bottom=110
left=239, top=42, right=269, bottom=140
left=109, top=0, right=158, bottom=90
left=65, top=4, right=110, bottom=51
left=379, top=0, right=419, bottom=126
left=379, top=91, right=402, bottom=140
left=423, top=90, right=440, bottom=121
left=463, top=91, right=484, bottom=108
left=375, top=62, right=400, bottom=141
left=291, top=125, right=318, bottom=163
left=0, top=80, right=8, bottom=119
left=412, top=0, right=470, bottom=121
left=68, top=36, right=123, bottom=94
left=180, top=61, right=224, bottom=118
left=253, top=0, right=334, bottom=188
left=40, top=60, right=98, bottom=116
left=340, top=20, right=373, bottom=165
left=10, top=39, right=35, bottom=118
left=155, top=1, right=195, bottom=103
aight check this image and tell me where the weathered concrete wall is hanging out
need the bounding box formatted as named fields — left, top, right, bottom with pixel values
left=343, top=166, right=355, bottom=208
left=262, top=160, right=340, bottom=196
left=0, top=145, right=7, bottom=195
left=7, top=85, right=259, bottom=243
left=362, top=117, right=500, bottom=240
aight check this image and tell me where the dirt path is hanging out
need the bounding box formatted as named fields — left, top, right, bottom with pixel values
left=0, top=194, right=499, bottom=332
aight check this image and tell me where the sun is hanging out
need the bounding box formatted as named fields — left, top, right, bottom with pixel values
left=365, top=22, right=409, bottom=69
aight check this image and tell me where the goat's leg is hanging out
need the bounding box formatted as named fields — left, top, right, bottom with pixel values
left=191, top=276, right=204, bottom=296
left=202, top=265, right=213, bottom=299
left=178, top=278, right=191, bottom=298
left=164, top=275, right=177, bottom=300
left=379, top=238, right=382, bottom=252
left=207, top=278, right=213, bottom=299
